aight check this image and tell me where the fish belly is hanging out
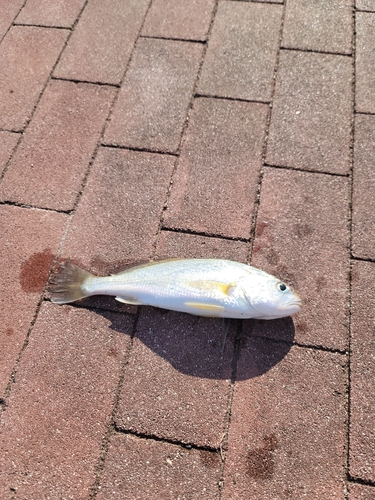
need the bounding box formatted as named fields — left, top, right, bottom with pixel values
left=115, top=283, right=250, bottom=318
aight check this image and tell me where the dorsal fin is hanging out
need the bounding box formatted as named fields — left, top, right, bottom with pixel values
left=111, top=258, right=183, bottom=276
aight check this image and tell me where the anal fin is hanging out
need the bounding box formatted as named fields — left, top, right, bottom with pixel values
left=184, top=302, right=225, bottom=315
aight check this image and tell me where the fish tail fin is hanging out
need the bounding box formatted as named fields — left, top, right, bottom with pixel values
left=48, top=261, right=94, bottom=304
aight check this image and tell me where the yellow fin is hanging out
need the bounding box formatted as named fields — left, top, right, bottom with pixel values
left=115, top=296, right=143, bottom=305
left=184, top=302, right=225, bottom=313
left=187, top=280, right=235, bottom=295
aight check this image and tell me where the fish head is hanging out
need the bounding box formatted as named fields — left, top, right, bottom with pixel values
left=241, top=271, right=302, bottom=320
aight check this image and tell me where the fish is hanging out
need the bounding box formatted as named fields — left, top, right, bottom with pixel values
left=48, top=258, right=302, bottom=321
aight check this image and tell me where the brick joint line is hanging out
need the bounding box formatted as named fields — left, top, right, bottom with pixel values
left=0, top=200, right=72, bottom=215
left=140, top=34, right=206, bottom=44
left=112, top=424, right=221, bottom=455
left=263, top=163, right=351, bottom=177
left=194, top=92, right=271, bottom=105
left=280, top=46, right=353, bottom=57
left=12, top=22, right=71, bottom=31
left=351, top=255, right=375, bottom=264
left=100, top=142, right=179, bottom=157
left=355, top=110, right=375, bottom=116
left=217, top=319, right=244, bottom=494
left=51, top=75, right=120, bottom=88
left=344, top=1, right=357, bottom=492
left=347, top=475, right=375, bottom=487
left=1, top=285, right=53, bottom=413
left=230, top=0, right=285, bottom=5
left=160, top=226, right=250, bottom=243
left=240, top=332, right=348, bottom=356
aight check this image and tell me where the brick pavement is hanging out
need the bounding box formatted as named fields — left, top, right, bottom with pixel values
left=0, top=1, right=374, bottom=498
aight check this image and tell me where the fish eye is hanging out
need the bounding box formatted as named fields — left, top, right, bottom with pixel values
left=278, top=283, right=288, bottom=292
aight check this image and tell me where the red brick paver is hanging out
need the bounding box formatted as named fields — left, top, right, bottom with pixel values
left=164, top=98, right=268, bottom=238
left=97, top=433, right=221, bottom=499
left=115, top=307, right=234, bottom=448
left=115, top=219, right=240, bottom=452
left=104, top=38, right=203, bottom=153
left=198, top=1, right=282, bottom=101
left=266, top=51, right=352, bottom=174
left=0, top=80, right=115, bottom=211
left=222, top=340, right=347, bottom=499
left=0, top=0, right=24, bottom=39
left=54, top=0, right=149, bottom=85
left=357, top=0, right=375, bottom=9
left=142, top=0, right=216, bottom=41
left=15, top=0, right=86, bottom=28
left=350, top=261, right=375, bottom=483
left=352, top=114, right=375, bottom=260
left=60, top=147, right=174, bottom=273
left=0, top=304, right=132, bottom=498
left=156, top=230, right=249, bottom=262
left=251, top=167, right=350, bottom=350
left=349, top=483, right=375, bottom=500
left=282, top=0, right=352, bottom=54
left=0, top=26, right=68, bottom=131
left=355, top=12, right=375, bottom=113
left=1, top=0, right=373, bottom=497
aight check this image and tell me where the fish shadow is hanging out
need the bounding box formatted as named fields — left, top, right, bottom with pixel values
left=102, top=304, right=295, bottom=381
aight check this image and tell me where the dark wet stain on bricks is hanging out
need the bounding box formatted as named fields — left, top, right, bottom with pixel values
left=294, top=222, right=313, bottom=238
left=20, top=249, right=55, bottom=293
left=199, top=450, right=221, bottom=469
left=252, top=243, right=261, bottom=254
left=247, top=433, right=278, bottom=479
left=256, top=220, right=269, bottom=237
left=316, top=275, right=327, bottom=292
left=265, top=248, right=280, bottom=266
left=296, top=321, right=307, bottom=334
left=108, top=348, right=118, bottom=358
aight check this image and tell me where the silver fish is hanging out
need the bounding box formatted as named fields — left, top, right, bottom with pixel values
left=48, top=258, right=302, bottom=320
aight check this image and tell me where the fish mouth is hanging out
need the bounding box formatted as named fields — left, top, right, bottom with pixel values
left=292, top=300, right=302, bottom=307
left=284, top=300, right=302, bottom=313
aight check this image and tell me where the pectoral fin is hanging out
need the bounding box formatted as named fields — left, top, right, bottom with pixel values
left=187, top=280, right=235, bottom=296
left=115, top=296, right=143, bottom=305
